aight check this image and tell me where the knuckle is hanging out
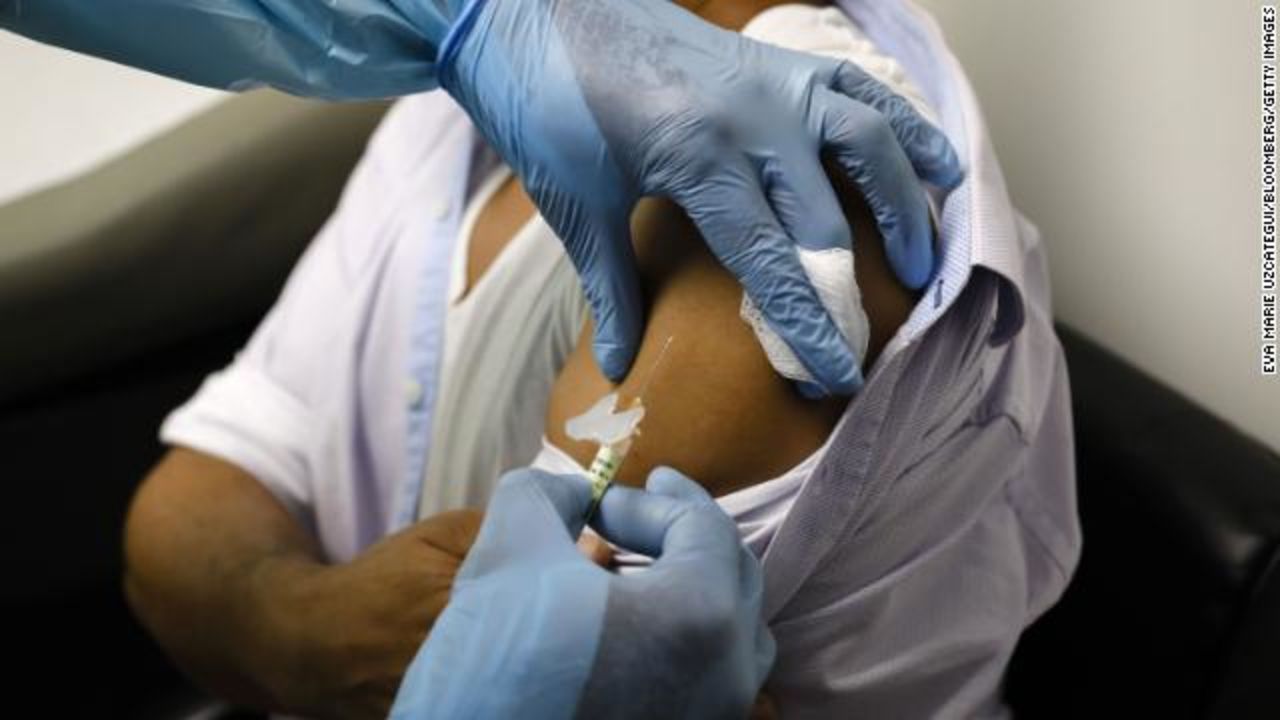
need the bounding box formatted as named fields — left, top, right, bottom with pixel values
left=828, top=58, right=856, bottom=88
left=646, top=115, right=729, bottom=188
left=831, top=59, right=875, bottom=97
left=677, top=89, right=738, bottom=147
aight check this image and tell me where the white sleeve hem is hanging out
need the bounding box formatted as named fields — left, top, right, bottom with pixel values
left=160, top=364, right=314, bottom=523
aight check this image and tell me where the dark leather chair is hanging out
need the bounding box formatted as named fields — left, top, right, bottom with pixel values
left=1005, top=330, right=1280, bottom=720
left=1, top=93, right=1276, bottom=719
left=0, top=92, right=389, bottom=719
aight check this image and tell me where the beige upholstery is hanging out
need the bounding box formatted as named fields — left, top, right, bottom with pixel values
left=0, top=92, right=390, bottom=404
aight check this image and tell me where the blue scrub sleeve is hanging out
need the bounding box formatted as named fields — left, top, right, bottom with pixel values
left=0, top=0, right=472, bottom=100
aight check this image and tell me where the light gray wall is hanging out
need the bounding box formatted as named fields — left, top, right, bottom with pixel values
left=0, top=32, right=225, bottom=205
left=1, top=3, right=1276, bottom=448
left=915, top=0, right=1278, bottom=450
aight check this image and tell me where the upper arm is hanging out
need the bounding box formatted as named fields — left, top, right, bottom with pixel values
left=125, top=448, right=319, bottom=647
left=545, top=167, right=919, bottom=497
left=126, top=448, right=320, bottom=577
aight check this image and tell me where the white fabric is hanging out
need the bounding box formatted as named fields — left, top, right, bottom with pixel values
left=417, top=167, right=586, bottom=518
left=411, top=1, right=930, bottom=524
left=739, top=247, right=870, bottom=384
left=747, top=2, right=1079, bottom=718
left=156, top=4, right=962, bottom=564
left=413, top=1, right=924, bottom=516
left=530, top=432, right=832, bottom=567
left=162, top=97, right=481, bottom=560
left=737, top=4, right=934, bottom=384
left=747, top=4, right=939, bottom=125
left=159, top=3, right=1080, bottom=718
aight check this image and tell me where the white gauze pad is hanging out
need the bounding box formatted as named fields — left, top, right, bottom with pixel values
left=739, top=247, right=870, bottom=385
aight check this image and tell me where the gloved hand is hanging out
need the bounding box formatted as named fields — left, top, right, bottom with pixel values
left=439, top=0, right=963, bottom=393
left=3, top=0, right=961, bottom=394
left=390, top=467, right=773, bottom=719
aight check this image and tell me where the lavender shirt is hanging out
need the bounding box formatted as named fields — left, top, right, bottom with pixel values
left=161, top=1, right=1080, bottom=716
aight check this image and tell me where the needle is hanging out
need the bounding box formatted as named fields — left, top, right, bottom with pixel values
left=630, top=335, right=674, bottom=408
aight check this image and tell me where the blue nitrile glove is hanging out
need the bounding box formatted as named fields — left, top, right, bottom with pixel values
left=390, top=467, right=773, bottom=719
left=3, top=0, right=961, bottom=392
left=439, top=0, right=963, bottom=393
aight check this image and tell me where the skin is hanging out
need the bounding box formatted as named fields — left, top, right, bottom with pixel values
left=544, top=162, right=915, bottom=495
left=125, top=449, right=608, bottom=718
left=126, top=0, right=917, bottom=715
left=467, top=0, right=918, bottom=495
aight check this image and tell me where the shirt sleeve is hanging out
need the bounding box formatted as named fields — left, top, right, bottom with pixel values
left=160, top=212, right=353, bottom=522
left=160, top=109, right=410, bottom=522
left=160, top=363, right=316, bottom=521
left=0, top=0, right=467, bottom=100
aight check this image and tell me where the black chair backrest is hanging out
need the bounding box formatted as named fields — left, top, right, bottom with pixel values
left=1006, top=325, right=1280, bottom=719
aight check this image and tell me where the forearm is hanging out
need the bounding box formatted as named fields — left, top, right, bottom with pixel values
left=124, top=448, right=323, bottom=711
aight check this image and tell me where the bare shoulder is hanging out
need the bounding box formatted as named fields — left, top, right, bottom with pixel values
left=545, top=169, right=919, bottom=497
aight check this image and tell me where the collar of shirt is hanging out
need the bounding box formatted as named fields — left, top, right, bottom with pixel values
left=837, top=0, right=1029, bottom=350
left=395, top=0, right=1031, bottom=527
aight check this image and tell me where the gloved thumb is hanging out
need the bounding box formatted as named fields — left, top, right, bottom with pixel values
left=464, top=470, right=594, bottom=575
left=592, top=468, right=739, bottom=567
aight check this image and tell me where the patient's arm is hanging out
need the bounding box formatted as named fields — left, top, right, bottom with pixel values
left=126, top=449, right=483, bottom=718
left=456, top=3, right=920, bottom=498
left=545, top=165, right=918, bottom=497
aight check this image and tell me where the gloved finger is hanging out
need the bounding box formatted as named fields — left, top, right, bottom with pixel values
left=827, top=60, right=963, bottom=189
left=648, top=468, right=763, bottom=610
left=645, top=465, right=716, bottom=504
left=670, top=161, right=861, bottom=394
left=547, top=204, right=644, bottom=382
left=592, top=468, right=736, bottom=564
left=589, top=485, right=687, bottom=559
left=759, top=142, right=851, bottom=252
left=464, top=469, right=594, bottom=575
left=643, top=470, right=759, bottom=649
left=815, top=88, right=936, bottom=290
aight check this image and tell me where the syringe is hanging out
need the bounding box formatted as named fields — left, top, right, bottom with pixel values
left=567, top=337, right=674, bottom=522
left=566, top=392, right=643, bottom=522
